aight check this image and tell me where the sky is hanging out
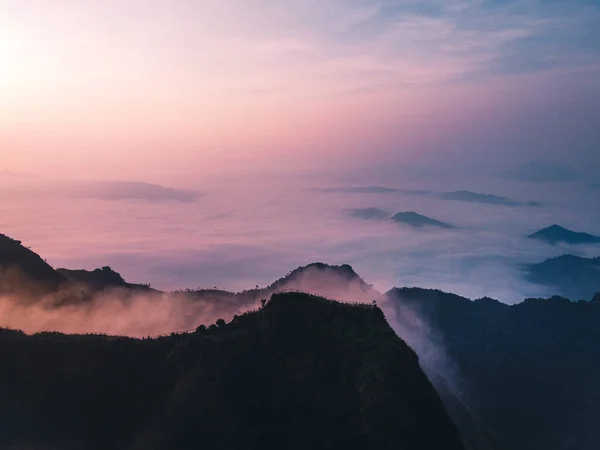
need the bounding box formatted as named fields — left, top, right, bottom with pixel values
left=0, top=0, right=599, bottom=306
left=1, top=0, right=600, bottom=179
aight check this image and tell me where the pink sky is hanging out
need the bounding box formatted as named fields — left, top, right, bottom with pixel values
left=2, top=0, right=599, bottom=179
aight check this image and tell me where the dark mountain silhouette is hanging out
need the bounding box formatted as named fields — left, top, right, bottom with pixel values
left=4, top=231, right=600, bottom=448
left=348, top=207, right=390, bottom=220
left=0, top=236, right=375, bottom=309
left=525, top=254, right=600, bottom=300
left=500, top=161, right=578, bottom=183
left=57, top=266, right=153, bottom=291
left=0, top=292, right=464, bottom=450
left=0, top=234, right=157, bottom=303
left=387, top=287, right=600, bottom=450
left=438, top=190, right=539, bottom=207
left=529, top=225, right=600, bottom=245
left=391, top=211, right=454, bottom=229
left=0, top=234, right=66, bottom=295
left=430, top=374, right=500, bottom=450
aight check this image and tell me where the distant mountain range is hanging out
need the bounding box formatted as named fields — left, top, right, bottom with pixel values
left=391, top=211, right=454, bottom=229
left=319, top=186, right=539, bottom=207
left=529, top=225, right=600, bottom=245
left=525, top=254, right=600, bottom=300
left=439, top=190, right=540, bottom=207
left=347, top=208, right=454, bottom=228
left=324, top=186, right=541, bottom=210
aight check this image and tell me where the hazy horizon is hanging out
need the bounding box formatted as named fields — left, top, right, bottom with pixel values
left=2, top=0, right=599, bottom=303
left=1, top=167, right=599, bottom=304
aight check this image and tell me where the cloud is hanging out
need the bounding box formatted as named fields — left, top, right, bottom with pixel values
left=222, top=0, right=600, bottom=92
left=3, top=169, right=598, bottom=305
left=3, top=180, right=202, bottom=203
left=438, top=190, right=541, bottom=206
left=69, top=181, right=201, bottom=202
left=315, top=185, right=403, bottom=194
left=500, top=161, right=579, bottom=183
left=0, top=288, right=253, bottom=338
left=317, top=185, right=540, bottom=207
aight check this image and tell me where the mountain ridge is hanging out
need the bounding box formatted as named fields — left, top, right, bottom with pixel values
left=525, top=254, right=600, bottom=300
left=0, top=291, right=465, bottom=450
left=391, top=211, right=454, bottom=229
left=387, top=286, right=600, bottom=450
left=529, top=225, right=600, bottom=245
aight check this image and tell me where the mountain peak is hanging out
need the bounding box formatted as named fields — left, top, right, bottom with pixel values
left=265, top=262, right=375, bottom=302
left=529, top=225, right=600, bottom=245
left=391, top=212, right=454, bottom=229
left=57, top=266, right=130, bottom=289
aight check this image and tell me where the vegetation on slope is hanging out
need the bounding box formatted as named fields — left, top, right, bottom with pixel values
left=0, top=292, right=464, bottom=450
left=388, top=287, right=600, bottom=450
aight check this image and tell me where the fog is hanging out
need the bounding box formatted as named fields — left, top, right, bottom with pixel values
left=1, top=168, right=598, bottom=305
left=0, top=263, right=377, bottom=337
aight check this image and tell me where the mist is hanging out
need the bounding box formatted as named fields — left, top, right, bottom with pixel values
left=0, top=263, right=377, bottom=337
left=1, top=168, right=598, bottom=303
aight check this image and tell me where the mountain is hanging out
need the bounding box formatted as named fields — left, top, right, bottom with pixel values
left=430, top=374, right=500, bottom=450
left=263, top=262, right=375, bottom=302
left=0, top=234, right=374, bottom=311
left=0, top=234, right=67, bottom=295
left=525, top=254, right=600, bottom=300
left=348, top=207, right=390, bottom=220
left=391, top=212, right=454, bottom=229
left=500, top=161, right=579, bottom=183
left=529, top=225, right=600, bottom=245
left=57, top=266, right=153, bottom=291
left=0, top=234, right=157, bottom=302
left=5, top=231, right=600, bottom=448
left=438, top=190, right=539, bottom=207
left=387, top=287, right=600, bottom=450
left=0, top=292, right=465, bottom=450
left=185, top=262, right=376, bottom=306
